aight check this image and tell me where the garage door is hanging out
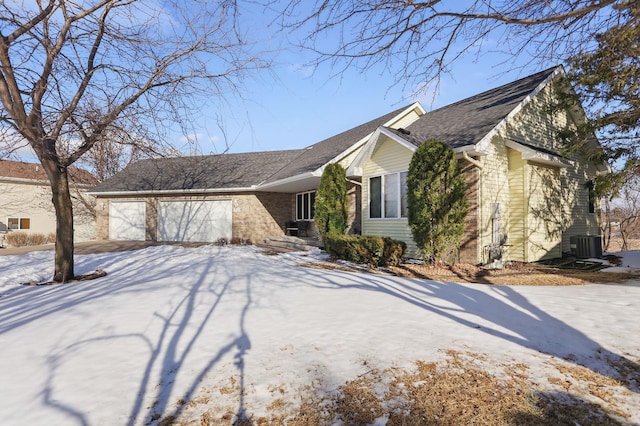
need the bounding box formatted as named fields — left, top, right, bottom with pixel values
left=158, top=200, right=232, bottom=242
left=109, top=201, right=146, bottom=241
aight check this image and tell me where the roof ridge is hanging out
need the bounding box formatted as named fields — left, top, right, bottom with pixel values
left=426, top=66, right=560, bottom=114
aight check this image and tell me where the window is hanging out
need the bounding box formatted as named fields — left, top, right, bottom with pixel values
left=369, top=172, right=408, bottom=219
left=296, top=191, right=315, bottom=221
left=8, top=217, right=30, bottom=230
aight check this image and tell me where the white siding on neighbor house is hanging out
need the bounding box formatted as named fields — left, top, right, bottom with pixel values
left=0, top=180, right=96, bottom=243
left=361, top=137, right=416, bottom=254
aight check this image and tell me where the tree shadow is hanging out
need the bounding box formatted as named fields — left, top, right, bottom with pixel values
left=1, top=246, right=637, bottom=425
left=297, top=266, right=639, bottom=394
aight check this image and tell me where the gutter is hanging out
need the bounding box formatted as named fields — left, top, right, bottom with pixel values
left=87, top=186, right=258, bottom=197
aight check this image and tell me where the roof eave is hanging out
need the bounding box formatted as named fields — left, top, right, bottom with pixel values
left=504, top=139, right=570, bottom=168
left=88, top=186, right=258, bottom=197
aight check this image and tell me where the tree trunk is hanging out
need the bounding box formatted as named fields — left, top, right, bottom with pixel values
left=41, top=158, right=75, bottom=282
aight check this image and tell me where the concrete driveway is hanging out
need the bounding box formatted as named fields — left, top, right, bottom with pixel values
left=0, top=240, right=209, bottom=256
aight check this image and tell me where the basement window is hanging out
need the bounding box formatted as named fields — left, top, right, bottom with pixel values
left=8, top=217, right=30, bottom=230
left=296, top=191, right=315, bottom=221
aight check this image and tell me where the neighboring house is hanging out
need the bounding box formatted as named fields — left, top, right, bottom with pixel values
left=0, top=160, right=98, bottom=244
left=90, top=66, right=607, bottom=264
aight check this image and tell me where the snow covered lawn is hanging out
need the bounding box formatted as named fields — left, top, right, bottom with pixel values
left=0, top=245, right=638, bottom=425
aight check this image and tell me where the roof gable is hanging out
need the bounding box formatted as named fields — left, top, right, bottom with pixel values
left=403, top=66, right=560, bottom=151
left=263, top=103, right=422, bottom=184
left=347, top=67, right=565, bottom=175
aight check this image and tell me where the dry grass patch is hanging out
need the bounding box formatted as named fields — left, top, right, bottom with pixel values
left=389, top=262, right=640, bottom=285
left=166, top=350, right=634, bottom=425
left=298, top=255, right=640, bottom=285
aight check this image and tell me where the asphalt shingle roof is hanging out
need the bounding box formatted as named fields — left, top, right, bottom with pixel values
left=399, top=67, right=558, bottom=149
left=91, top=67, right=560, bottom=194
left=91, top=105, right=413, bottom=193
left=90, top=150, right=304, bottom=192
left=264, top=105, right=413, bottom=183
left=0, top=159, right=98, bottom=185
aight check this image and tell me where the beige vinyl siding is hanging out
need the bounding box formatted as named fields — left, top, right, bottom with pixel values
left=558, top=161, right=601, bottom=252
left=477, top=136, right=512, bottom=263
left=507, top=149, right=526, bottom=261
left=361, top=137, right=416, bottom=254
left=502, top=80, right=567, bottom=152
left=527, top=164, right=563, bottom=260
left=1, top=180, right=95, bottom=241
left=338, top=146, right=363, bottom=170
left=500, top=77, right=601, bottom=260
left=388, top=109, right=423, bottom=130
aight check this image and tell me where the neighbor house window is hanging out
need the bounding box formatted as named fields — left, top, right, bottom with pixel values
left=296, top=191, right=315, bottom=221
left=369, top=172, right=408, bottom=219
left=8, top=217, right=30, bottom=230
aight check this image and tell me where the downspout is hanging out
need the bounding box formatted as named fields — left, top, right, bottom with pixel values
left=462, top=151, right=483, bottom=170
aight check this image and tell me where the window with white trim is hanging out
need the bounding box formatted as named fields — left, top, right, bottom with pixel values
left=369, top=172, right=408, bottom=219
left=8, top=217, right=30, bottom=230
left=296, top=191, right=316, bottom=221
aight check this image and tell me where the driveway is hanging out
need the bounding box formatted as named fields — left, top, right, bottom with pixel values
left=0, top=240, right=208, bottom=256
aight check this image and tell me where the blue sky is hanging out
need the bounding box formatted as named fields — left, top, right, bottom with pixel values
left=172, top=3, right=551, bottom=157
left=189, top=48, right=547, bottom=157
left=9, top=1, right=553, bottom=163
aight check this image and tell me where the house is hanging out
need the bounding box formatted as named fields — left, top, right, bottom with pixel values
left=90, top=66, right=607, bottom=264
left=0, top=159, right=98, bottom=244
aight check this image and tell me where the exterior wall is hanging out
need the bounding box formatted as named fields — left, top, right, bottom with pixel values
left=346, top=180, right=362, bottom=235
left=1, top=179, right=96, bottom=244
left=527, top=163, right=563, bottom=260
left=477, top=136, right=513, bottom=263
left=361, top=137, right=479, bottom=262
left=507, top=149, right=527, bottom=261
left=96, top=192, right=291, bottom=244
left=501, top=78, right=601, bottom=260
left=361, top=137, right=416, bottom=252
left=459, top=161, right=479, bottom=264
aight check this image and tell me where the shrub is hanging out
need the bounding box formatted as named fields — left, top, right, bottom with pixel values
left=314, top=163, right=349, bottom=236
left=407, top=138, right=468, bottom=264
left=323, top=234, right=406, bottom=267
left=4, top=231, right=56, bottom=248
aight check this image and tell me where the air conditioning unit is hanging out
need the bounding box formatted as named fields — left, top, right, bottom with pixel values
left=570, top=235, right=602, bottom=259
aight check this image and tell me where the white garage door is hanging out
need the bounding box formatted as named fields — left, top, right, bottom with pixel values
left=158, top=200, right=232, bottom=242
left=109, top=201, right=146, bottom=241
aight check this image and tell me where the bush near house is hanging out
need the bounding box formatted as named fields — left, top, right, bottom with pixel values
left=314, top=163, right=349, bottom=236
left=407, top=138, right=468, bottom=264
left=323, top=234, right=406, bottom=267
left=4, top=231, right=56, bottom=248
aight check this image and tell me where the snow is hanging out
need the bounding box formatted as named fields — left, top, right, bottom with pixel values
left=0, top=245, right=639, bottom=425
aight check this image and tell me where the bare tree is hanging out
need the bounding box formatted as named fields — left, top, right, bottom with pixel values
left=285, top=0, right=625, bottom=92
left=615, top=175, right=640, bottom=251
left=0, top=0, right=268, bottom=282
